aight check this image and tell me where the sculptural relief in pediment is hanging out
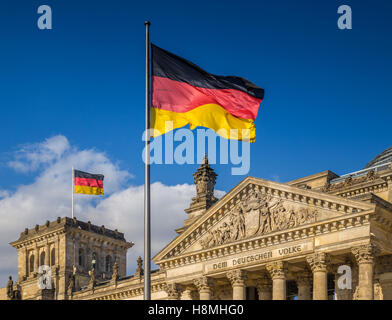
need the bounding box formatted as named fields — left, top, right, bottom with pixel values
left=199, top=189, right=318, bottom=249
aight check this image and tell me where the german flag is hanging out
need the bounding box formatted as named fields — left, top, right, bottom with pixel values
left=74, top=170, right=104, bottom=195
left=151, top=44, right=264, bottom=142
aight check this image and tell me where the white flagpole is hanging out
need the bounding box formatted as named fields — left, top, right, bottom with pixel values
left=72, top=166, right=75, bottom=219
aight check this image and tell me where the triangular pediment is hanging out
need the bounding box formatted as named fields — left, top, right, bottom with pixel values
left=153, top=176, right=374, bottom=264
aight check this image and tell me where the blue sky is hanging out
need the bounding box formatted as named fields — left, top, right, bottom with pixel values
left=0, top=0, right=391, bottom=190
left=0, top=0, right=391, bottom=279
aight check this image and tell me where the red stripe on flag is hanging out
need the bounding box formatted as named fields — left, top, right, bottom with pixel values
left=75, top=177, right=103, bottom=189
left=152, top=76, right=262, bottom=120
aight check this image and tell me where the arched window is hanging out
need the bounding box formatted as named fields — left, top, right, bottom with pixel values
left=51, top=248, right=55, bottom=266
left=40, top=251, right=45, bottom=266
left=92, top=252, right=97, bottom=270
left=105, top=255, right=112, bottom=273
left=78, top=248, right=84, bottom=267
left=29, top=255, right=35, bottom=273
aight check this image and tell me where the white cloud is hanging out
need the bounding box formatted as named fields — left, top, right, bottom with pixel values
left=7, top=135, right=71, bottom=173
left=0, top=135, right=225, bottom=285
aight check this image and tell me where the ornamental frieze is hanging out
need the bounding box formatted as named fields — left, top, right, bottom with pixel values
left=321, top=169, right=382, bottom=192
left=200, top=189, right=317, bottom=249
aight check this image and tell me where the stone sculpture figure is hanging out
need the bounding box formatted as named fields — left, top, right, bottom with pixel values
left=6, top=276, right=13, bottom=299
left=199, top=188, right=318, bottom=249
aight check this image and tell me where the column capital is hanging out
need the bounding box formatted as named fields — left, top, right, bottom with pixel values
left=351, top=243, right=380, bottom=264
left=164, top=283, right=184, bottom=300
left=306, top=252, right=330, bottom=272
left=193, top=276, right=215, bottom=292
left=266, top=261, right=287, bottom=280
left=226, top=269, right=247, bottom=286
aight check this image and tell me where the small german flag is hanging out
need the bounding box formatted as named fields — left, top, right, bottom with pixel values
left=151, top=44, right=264, bottom=142
left=74, top=170, right=104, bottom=195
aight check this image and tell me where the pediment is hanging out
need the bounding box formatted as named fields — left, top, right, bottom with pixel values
left=153, top=176, right=375, bottom=264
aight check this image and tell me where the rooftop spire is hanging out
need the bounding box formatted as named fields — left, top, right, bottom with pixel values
left=176, top=157, right=218, bottom=234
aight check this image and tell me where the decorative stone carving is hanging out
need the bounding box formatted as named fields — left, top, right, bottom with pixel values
left=200, top=189, right=317, bottom=249
left=326, top=170, right=382, bottom=192
left=88, top=268, right=96, bottom=289
left=266, top=261, right=287, bottom=279
left=226, top=270, right=247, bottom=286
left=164, top=283, right=184, bottom=300
left=135, top=256, right=144, bottom=277
left=306, top=252, right=330, bottom=272
left=193, top=276, right=214, bottom=291
left=185, top=155, right=218, bottom=215
left=66, top=273, right=75, bottom=297
left=374, top=280, right=383, bottom=300
left=351, top=243, right=380, bottom=264
left=6, top=276, right=13, bottom=300
left=111, top=261, right=119, bottom=284
left=344, top=176, right=353, bottom=186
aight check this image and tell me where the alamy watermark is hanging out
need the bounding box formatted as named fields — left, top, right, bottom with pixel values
left=142, top=121, right=251, bottom=175
left=337, top=5, right=352, bottom=30
left=37, top=265, right=53, bottom=289
left=37, top=5, right=52, bottom=30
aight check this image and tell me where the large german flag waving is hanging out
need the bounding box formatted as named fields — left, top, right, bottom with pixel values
left=151, top=44, right=264, bottom=142
left=74, top=170, right=104, bottom=195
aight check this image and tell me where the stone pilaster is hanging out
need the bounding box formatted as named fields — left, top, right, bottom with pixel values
left=295, top=270, right=312, bottom=300
left=255, top=274, right=272, bottom=300
left=306, top=252, right=330, bottom=300
left=227, top=270, right=247, bottom=300
left=164, top=283, right=184, bottom=300
left=266, top=261, right=287, bottom=300
left=45, top=243, right=50, bottom=266
left=193, top=276, right=215, bottom=300
left=35, top=247, right=39, bottom=272
left=352, top=243, right=380, bottom=300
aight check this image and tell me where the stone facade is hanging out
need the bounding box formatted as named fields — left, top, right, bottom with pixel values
left=2, top=147, right=392, bottom=300
left=0, top=217, right=133, bottom=300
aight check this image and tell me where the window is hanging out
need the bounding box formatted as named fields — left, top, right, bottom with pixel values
left=29, top=255, right=35, bottom=273
left=40, top=251, right=45, bottom=266
left=78, top=248, right=84, bottom=267
left=51, top=248, right=55, bottom=266
left=105, top=255, right=112, bottom=273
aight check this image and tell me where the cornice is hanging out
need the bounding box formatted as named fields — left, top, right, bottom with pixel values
left=157, top=210, right=371, bottom=271
left=73, top=280, right=166, bottom=300
left=10, top=229, right=66, bottom=249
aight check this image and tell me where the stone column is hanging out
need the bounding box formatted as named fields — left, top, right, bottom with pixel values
left=255, top=274, right=272, bottom=300
left=227, top=270, right=247, bottom=300
left=295, top=270, right=312, bottom=300
left=352, top=243, right=380, bottom=300
left=266, top=261, right=287, bottom=300
left=306, top=252, right=330, bottom=300
left=194, top=276, right=214, bottom=300
left=164, top=283, right=184, bottom=300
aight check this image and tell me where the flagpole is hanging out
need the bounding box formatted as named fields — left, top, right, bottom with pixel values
left=72, top=166, right=74, bottom=219
left=144, top=20, right=151, bottom=300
